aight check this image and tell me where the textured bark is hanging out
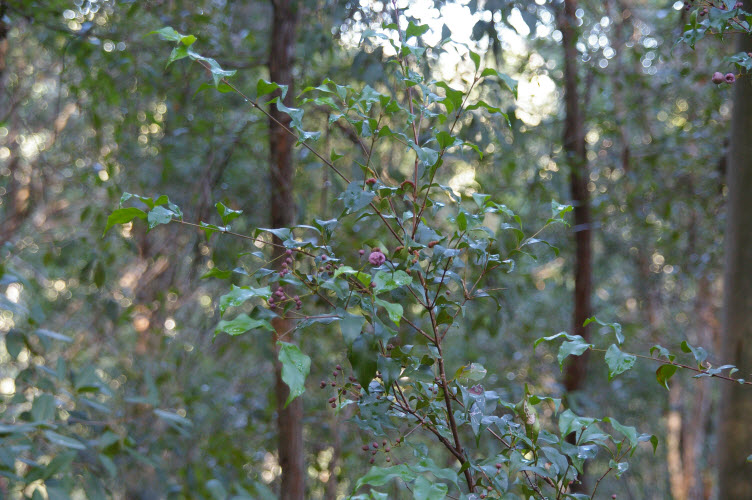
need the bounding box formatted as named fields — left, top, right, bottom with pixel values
left=268, top=1, right=304, bottom=499
left=717, top=8, right=752, bottom=496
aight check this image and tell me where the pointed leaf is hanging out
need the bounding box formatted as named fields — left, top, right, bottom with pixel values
left=604, top=344, right=636, bottom=380
left=215, top=314, right=274, bottom=337
left=277, top=341, right=311, bottom=407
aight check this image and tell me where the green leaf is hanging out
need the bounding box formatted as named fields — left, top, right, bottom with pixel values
left=215, top=314, right=274, bottom=337
left=480, top=68, right=518, bottom=98
left=277, top=341, right=311, bottom=407
left=354, top=464, right=416, bottom=489
left=154, top=408, right=193, bottom=427
left=656, top=364, right=678, bottom=390
left=680, top=340, right=708, bottom=367
left=604, top=417, right=638, bottom=448
left=35, top=328, right=72, bottom=342
left=200, top=222, right=228, bottom=240
left=469, top=50, right=481, bottom=71
left=119, top=192, right=154, bottom=209
left=215, top=202, right=242, bottom=225
left=650, top=344, right=675, bottom=361
left=206, top=479, right=227, bottom=500
left=435, top=82, right=464, bottom=114
left=103, top=207, right=147, bottom=235
left=167, top=45, right=189, bottom=67
left=456, top=211, right=467, bottom=231
left=180, top=34, right=196, bottom=46
left=378, top=355, right=402, bottom=393
left=455, top=362, right=487, bottom=382
left=349, top=333, right=377, bottom=390
left=374, top=298, right=402, bottom=325
left=339, top=312, right=365, bottom=347
left=150, top=27, right=183, bottom=42
left=44, top=431, right=86, bottom=450
left=604, top=344, right=636, bottom=380
left=550, top=200, right=573, bottom=221
left=413, top=475, right=448, bottom=500
left=219, top=285, right=271, bottom=316
left=405, top=22, right=430, bottom=40
left=5, top=329, right=25, bottom=358
left=257, top=78, right=288, bottom=99
left=465, top=100, right=503, bottom=114
left=340, top=181, right=375, bottom=214
left=31, top=394, right=56, bottom=422
left=373, top=270, right=412, bottom=294
left=147, top=205, right=179, bottom=230
left=436, top=130, right=460, bottom=149
left=200, top=55, right=237, bottom=87
left=584, top=316, right=624, bottom=345
left=534, top=332, right=593, bottom=368
left=200, top=268, right=232, bottom=280
left=558, top=338, right=592, bottom=369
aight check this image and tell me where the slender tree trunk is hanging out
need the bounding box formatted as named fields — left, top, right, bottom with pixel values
left=717, top=7, right=752, bottom=496
left=268, top=1, right=304, bottom=499
left=559, top=0, right=592, bottom=492
left=559, top=0, right=591, bottom=399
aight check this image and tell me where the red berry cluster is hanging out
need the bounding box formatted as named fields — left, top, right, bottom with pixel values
left=712, top=71, right=736, bottom=84
left=268, top=285, right=302, bottom=310
left=359, top=437, right=402, bottom=464
left=319, top=364, right=361, bottom=407
left=279, top=249, right=294, bottom=278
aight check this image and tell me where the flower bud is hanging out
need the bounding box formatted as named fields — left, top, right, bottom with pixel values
left=369, top=250, right=386, bottom=266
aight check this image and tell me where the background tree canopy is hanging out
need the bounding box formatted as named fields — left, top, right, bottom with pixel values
left=0, top=0, right=749, bottom=499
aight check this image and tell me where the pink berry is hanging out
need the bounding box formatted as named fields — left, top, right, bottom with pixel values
left=712, top=72, right=725, bottom=84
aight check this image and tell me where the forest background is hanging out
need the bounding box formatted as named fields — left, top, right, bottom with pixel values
left=0, top=0, right=750, bottom=499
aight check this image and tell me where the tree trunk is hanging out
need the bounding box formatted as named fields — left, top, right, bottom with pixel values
left=559, top=0, right=591, bottom=401
left=268, top=1, right=304, bottom=499
left=559, top=0, right=592, bottom=492
left=717, top=8, right=752, bottom=496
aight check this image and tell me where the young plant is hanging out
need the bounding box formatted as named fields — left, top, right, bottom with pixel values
left=108, top=18, right=661, bottom=499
